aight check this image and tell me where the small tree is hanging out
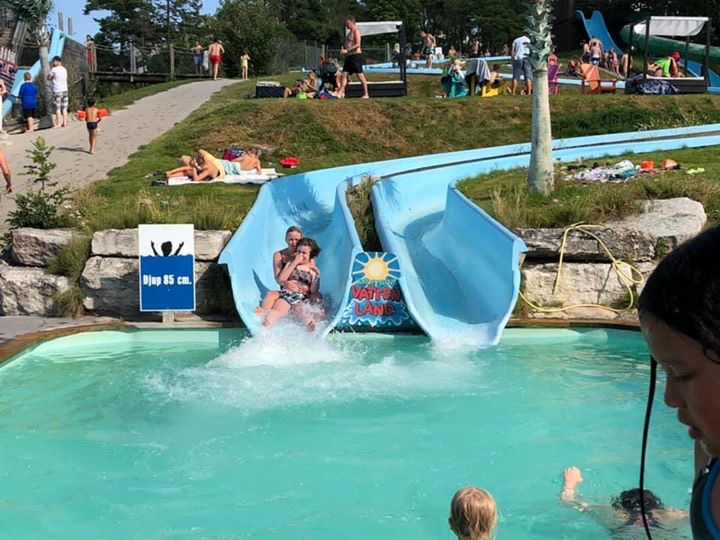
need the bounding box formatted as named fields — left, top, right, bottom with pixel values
left=7, top=137, right=69, bottom=229
left=526, top=0, right=554, bottom=195
left=24, top=136, right=57, bottom=191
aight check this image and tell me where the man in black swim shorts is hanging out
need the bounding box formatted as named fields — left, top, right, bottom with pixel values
left=338, top=15, right=369, bottom=98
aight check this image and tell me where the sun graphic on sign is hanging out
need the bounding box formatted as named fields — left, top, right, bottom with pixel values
left=352, top=252, right=401, bottom=284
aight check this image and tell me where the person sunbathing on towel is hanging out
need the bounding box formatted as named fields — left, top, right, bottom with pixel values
left=230, top=147, right=262, bottom=174
left=165, top=155, right=202, bottom=179
left=647, top=52, right=680, bottom=78
left=187, top=148, right=263, bottom=182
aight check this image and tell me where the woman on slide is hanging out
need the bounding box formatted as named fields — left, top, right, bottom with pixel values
left=255, top=226, right=304, bottom=314
left=263, top=238, right=322, bottom=331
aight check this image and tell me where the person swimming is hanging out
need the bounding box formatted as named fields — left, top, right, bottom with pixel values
left=561, top=466, right=687, bottom=535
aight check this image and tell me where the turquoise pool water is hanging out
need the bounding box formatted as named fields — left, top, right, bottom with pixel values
left=0, top=327, right=691, bottom=539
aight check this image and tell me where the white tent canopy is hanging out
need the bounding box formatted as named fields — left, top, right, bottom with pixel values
left=355, top=21, right=402, bottom=37
left=633, top=16, right=709, bottom=37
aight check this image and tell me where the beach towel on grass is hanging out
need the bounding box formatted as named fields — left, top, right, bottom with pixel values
left=166, top=169, right=280, bottom=186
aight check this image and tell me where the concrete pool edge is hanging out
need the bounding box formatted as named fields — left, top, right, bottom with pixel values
left=0, top=318, right=246, bottom=365
left=0, top=317, right=641, bottom=365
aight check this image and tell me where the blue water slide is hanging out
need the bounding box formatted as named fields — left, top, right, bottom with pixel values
left=680, top=60, right=720, bottom=88
left=3, top=29, right=67, bottom=119
left=575, top=10, right=624, bottom=54
left=220, top=123, right=720, bottom=340
left=371, top=125, right=720, bottom=343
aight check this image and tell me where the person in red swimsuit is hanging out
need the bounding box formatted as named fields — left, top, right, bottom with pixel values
left=207, top=38, right=225, bottom=80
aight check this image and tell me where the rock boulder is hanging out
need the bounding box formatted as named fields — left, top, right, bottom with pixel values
left=0, top=260, right=72, bottom=315
left=11, top=228, right=82, bottom=267
left=91, top=228, right=231, bottom=261
left=516, top=226, right=656, bottom=262
left=608, top=197, right=706, bottom=253
left=81, top=257, right=235, bottom=317
left=521, top=261, right=656, bottom=320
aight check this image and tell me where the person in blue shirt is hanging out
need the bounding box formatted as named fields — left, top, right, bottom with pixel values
left=18, top=72, right=38, bottom=133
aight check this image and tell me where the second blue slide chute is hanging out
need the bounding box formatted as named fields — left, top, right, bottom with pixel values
left=575, top=10, right=624, bottom=54
left=220, top=124, right=720, bottom=344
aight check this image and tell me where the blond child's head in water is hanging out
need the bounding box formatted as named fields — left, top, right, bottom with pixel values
left=448, top=486, right=497, bottom=540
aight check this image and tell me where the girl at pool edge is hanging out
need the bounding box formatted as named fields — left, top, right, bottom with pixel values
left=638, top=224, right=720, bottom=539
left=448, top=486, right=497, bottom=540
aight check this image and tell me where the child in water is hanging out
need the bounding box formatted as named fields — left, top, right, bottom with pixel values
left=639, top=224, right=720, bottom=538
left=560, top=466, right=686, bottom=534
left=448, top=486, right=497, bottom=540
left=85, top=98, right=101, bottom=154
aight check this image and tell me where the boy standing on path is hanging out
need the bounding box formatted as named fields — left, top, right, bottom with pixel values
left=338, top=16, right=369, bottom=99
left=192, top=41, right=204, bottom=76
left=18, top=72, right=37, bottom=133
left=208, top=38, right=225, bottom=81
left=511, top=32, right=533, bottom=95
left=48, top=56, right=69, bottom=128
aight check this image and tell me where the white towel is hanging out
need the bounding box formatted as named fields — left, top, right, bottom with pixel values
left=166, top=169, right=281, bottom=186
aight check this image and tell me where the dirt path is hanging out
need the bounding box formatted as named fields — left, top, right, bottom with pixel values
left=0, top=78, right=237, bottom=232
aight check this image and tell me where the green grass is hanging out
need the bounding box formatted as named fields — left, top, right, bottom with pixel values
left=53, top=286, right=85, bottom=318
left=47, top=237, right=92, bottom=281
left=458, top=146, right=720, bottom=228
left=346, top=176, right=382, bottom=251
left=67, top=74, right=720, bottom=232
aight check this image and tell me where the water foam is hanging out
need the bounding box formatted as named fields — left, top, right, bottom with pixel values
left=142, top=325, right=484, bottom=413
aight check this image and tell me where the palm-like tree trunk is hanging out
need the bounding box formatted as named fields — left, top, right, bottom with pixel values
left=35, top=26, right=54, bottom=120
left=527, top=0, right=554, bottom=195
left=6, top=1, right=54, bottom=117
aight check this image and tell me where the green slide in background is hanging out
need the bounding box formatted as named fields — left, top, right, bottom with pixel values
left=619, top=24, right=720, bottom=64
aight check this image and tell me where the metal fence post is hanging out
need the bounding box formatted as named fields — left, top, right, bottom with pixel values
left=170, top=44, right=175, bottom=80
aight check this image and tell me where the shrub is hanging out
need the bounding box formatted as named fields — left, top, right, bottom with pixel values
left=47, top=237, right=92, bottom=281
left=53, top=287, right=85, bottom=318
left=346, top=176, right=382, bottom=251
left=6, top=137, right=71, bottom=229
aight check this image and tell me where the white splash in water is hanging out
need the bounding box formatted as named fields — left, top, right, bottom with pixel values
left=143, top=325, right=485, bottom=413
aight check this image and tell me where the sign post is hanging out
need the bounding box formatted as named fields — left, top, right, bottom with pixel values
left=138, top=224, right=196, bottom=317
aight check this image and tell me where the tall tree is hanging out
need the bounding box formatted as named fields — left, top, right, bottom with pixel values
left=4, top=0, right=54, bottom=118
left=475, top=0, right=525, bottom=52
left=84, top=0, right=160, bottom=47
left=276, top=0, right=356, bottom=44
left=213, top=0, right=289, bottom=76
left=527, top=0, right=554, bottom=195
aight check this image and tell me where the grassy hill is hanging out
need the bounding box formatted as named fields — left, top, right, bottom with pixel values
left=75, top=75, right=720, bottom=231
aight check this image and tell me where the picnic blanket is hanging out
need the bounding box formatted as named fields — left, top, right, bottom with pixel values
left=166, top=168, right=280, bottom=186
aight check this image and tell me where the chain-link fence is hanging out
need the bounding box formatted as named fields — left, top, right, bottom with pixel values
left=93, top=42, right=202, bottom=77
left=326, top=46, right=391, bottom=65
left=271, top=39, right=324, bottom=73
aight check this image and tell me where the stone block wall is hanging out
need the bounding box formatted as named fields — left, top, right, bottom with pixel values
left=0, top=198, right=707, bottom=322
left=0, top=227, right=237, bottom=320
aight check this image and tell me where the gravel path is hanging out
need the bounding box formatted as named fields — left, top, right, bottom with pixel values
left=0, top=78, right=237, bottom=232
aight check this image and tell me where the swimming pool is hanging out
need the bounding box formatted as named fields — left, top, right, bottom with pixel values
left=0, top=326, right=691, bottom=538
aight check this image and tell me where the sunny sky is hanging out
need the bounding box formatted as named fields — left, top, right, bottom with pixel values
left=52, top=0, right=220, bottom=41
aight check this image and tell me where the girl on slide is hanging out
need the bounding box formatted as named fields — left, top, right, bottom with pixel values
left=255, top=226, right=303, bottom=314
left=262, top=238, right=322, bottom=331
left=639, top=224, right=720, bottom=538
